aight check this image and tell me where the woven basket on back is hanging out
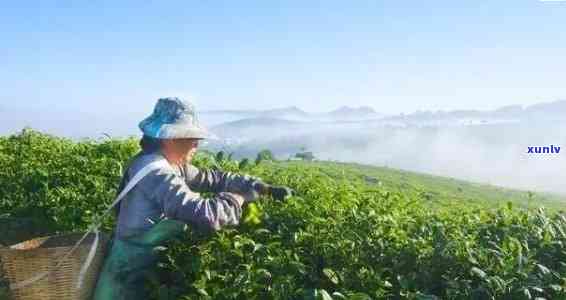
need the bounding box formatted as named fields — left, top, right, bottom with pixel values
left=0, top=233, right=109, bottom=300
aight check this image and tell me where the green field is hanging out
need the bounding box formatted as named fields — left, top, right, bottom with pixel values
left=1, top=130, right=565, bottom=299
left=283, top=161, right=566, bottom=212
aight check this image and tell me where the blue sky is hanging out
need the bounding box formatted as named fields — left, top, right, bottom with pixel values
left=1, top=0, right=565, bottom=115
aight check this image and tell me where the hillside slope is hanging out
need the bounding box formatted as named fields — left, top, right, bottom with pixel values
left=277, top=161, right=566, bottom=212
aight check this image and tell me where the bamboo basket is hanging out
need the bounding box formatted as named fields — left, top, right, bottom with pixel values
left=0, top=233, right=109, bottom=300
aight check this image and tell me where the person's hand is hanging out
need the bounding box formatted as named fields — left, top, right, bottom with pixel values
left=269, top=185, right=295, bottom=202
left=252, top=181, right=271, bottom=196
left=252, top=181, right=295, bottom=201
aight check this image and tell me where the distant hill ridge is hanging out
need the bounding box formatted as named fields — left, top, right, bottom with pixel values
left=203, top=105, right=380, bottom=118
left=213, top=117, right=302, bottom=128
left=385, top=99, right=566, bottom=121
left=204, top=100, right=566, bottom=121
left=329, top=105, right=377, bottom=114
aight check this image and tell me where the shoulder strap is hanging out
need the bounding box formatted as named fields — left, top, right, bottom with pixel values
left=111, top=158, right=169, bottom=211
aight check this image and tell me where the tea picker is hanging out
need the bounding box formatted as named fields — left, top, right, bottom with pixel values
left=93, top=97, right=293, bottom=299
left=1, top=97, right=293, bottom=300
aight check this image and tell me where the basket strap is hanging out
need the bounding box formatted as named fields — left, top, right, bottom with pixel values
left=76, top=228, right=100, bottom=290
left=9, top=158, right=169, bottom=290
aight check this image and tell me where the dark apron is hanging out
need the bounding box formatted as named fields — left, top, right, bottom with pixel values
left=92, top=219, right=186, bottom=300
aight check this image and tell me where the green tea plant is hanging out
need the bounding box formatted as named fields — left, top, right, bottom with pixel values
left=0, top=130, right=565, bottom=299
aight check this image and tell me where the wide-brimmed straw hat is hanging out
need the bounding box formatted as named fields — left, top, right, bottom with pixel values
left=139, top=97, right=209, bottom=139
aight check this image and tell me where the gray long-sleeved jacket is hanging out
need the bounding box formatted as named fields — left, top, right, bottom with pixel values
left=115, top=152, right=261, bottom=239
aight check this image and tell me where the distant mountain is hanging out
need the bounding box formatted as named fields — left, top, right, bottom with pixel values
left=328, top=106, right=377, bottom=117
left=211, top=117, right=304, bottom=138
left=204, top=105, right=383, bottom=122
left=386, top=100, right=566, bottom=123
left=214, top=117, right=301, bottom=128
left=207, top=100, right=566, bottom=121
left=323, top=106, right=383, bottom=121
left=263, top=106, right=309, bottom=118
left=203, top=106, right=309, bottom=122
left=209, top=101, right=566, bottom=142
